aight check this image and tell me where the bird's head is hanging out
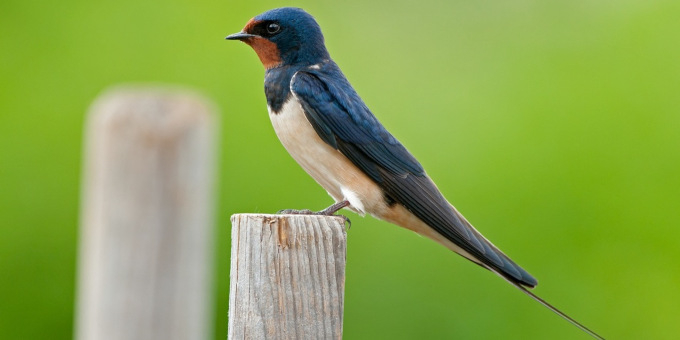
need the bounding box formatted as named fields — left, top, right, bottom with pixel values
left=226, top=7, right=330, bottom=69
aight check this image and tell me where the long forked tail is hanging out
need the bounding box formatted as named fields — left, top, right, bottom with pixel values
left=512, top=281, right=605, bottom=339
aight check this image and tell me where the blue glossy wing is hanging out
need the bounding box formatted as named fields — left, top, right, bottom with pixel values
left=291, top=69, right=537, bottom=287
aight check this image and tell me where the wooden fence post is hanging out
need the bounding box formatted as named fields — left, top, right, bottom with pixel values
left=76, top=87, right=217, bottom=340
left=228, top=214, right=347, bottom=340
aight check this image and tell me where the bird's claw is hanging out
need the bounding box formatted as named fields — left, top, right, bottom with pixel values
left=337, top=214, right=351, bottom=229
left=277, top=208, right=315, bottom=215
left=276, top=204, right=351, bottom=229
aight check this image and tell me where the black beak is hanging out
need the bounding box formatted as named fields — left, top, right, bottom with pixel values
left=225, top=31, right=257, bottom=41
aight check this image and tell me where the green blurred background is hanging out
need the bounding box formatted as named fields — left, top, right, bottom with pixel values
left=2, top=0, right=679, bottom=338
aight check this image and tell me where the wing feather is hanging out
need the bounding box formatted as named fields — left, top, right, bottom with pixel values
left=291, top=69, right=537, bottom=287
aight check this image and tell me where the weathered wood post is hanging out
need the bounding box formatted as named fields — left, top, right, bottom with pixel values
left=228, top=214, right=347, bottom=340
left=76, top=87, right=217, bottom=340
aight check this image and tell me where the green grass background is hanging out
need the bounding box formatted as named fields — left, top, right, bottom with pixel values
left=1, top=0, right=679, bottom=339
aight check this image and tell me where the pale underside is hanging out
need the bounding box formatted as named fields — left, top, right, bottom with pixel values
left=268, top=97, right=482, bottom=265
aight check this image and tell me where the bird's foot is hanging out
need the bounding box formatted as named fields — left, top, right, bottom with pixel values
left=277, top=208, right=315, bottom=214
left=277, top=200, right=351, bottom=228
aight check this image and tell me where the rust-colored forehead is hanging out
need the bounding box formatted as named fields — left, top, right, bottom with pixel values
left=242, top=18, right=259, bottom=33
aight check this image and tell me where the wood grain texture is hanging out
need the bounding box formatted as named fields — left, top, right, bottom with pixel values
left=229, top=214, right=347, bottom=340
left=76, top=87, right=217, bottom=340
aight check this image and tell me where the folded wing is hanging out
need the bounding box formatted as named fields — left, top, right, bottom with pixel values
left=291, top=69, right=537, bottom=287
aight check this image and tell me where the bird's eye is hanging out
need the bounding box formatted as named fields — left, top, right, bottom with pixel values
left=266, top=23, right=281, bottom=35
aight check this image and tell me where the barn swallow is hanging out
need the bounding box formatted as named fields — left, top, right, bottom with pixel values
left=226, top=7, right=602, bottom=339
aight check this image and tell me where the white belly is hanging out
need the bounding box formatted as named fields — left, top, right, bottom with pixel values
left=268, top=98, right=384, bottom=215
left=268, top=99, right=481, bottom=263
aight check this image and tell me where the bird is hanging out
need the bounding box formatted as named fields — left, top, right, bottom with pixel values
left=226, top=7, right=603, bottom=339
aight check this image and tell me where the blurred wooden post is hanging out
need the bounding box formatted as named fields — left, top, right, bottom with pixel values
left=76, top=87, right=217, bottom=340
left=229, top=214, right=347, bottom=340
